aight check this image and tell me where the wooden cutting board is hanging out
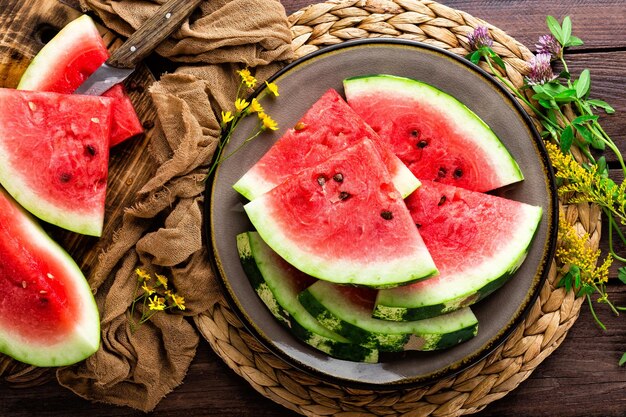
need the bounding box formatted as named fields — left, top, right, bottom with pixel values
left=0, top=0, right=162, bottom=277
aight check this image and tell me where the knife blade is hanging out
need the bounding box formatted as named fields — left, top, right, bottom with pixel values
left=75, top=0, right=203, bottom=96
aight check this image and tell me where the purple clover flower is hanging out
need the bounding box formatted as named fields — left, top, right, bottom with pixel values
left=527, top=53, right=557, bottom=85
left=536, top=34, right=561, bottom=59
left=468, top=26, right=493, bottom=50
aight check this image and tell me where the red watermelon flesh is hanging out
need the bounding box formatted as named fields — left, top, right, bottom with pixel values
left=244, top=138, right=437, bottom=288
left=17, top=15, right=143, bottom=147
left=374, top=180, right=542, bottom=321
left=0, top=88, right=112, bottom=236
left=344, top=75, right=523, bottom=193
left=0, top=186, right=100, bottom=366
left=233, top=88, right=419, bottom=200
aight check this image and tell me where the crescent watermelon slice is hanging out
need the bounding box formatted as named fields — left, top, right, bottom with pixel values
left=244, top=138, right=437, bottom=288
left=344, top=74, right=523, bottom=192
left=0, top=88, right=112, bottom=236
left=17, top=14, right=143, bottom=147
left=374, top=180, right=542, bottom=321
left=0, top=186, right=100, bottom=366
left=233, top=88, right=419, bottom=200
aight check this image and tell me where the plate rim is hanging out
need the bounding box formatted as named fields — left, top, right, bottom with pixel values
left=203, top=37, right=558, bottom=389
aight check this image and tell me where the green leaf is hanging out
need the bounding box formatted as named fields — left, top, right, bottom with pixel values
left=575, top=69, right=591, bottom=98
left=619, top=352, right=626, bottom=367
left=561, top=16, right=572, bottom=45
left=571, top=114, right=598, bottom=125
left=490, top=53, right=506, bottom=70
left=587, top=99, right=615, bottom=114
left=553, top=88, right=578, bottom=103
left=557, top=269, right=573, bottom=291
left=466, top=50, right=482, bottom=65
left=618, top=267, right=626, bottom=285
left=546, top=15, right=563, bottom=44
left=596, top=156, right=608, bottom=177
left=560, top=125, right=574, bottom=152
left=538, top=98, right=557, bottom=109
left=578, top=284, right=595, bottom=297
left=573, top=123, right=593, bottom=144
left=567, top=35, right=584, bottom=47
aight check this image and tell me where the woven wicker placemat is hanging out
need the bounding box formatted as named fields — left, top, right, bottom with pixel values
left=194, top=1, right=597, bottom=416
left=0, top=1, right=599, bottom=415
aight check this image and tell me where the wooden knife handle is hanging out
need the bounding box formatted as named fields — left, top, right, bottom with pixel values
left=107, top=0, right=203, bottom=68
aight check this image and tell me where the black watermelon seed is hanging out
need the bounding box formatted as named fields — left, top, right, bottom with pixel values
left=411, top=129, right=420, bottom=137
left=142, top=120, right=155, bottom=130
left=438, top=167, right=447, bottom=178
left=438, top=195, right=447, bottom=206
left=417, top=140, right=428, bottom=148
left=338, top=191, right=350, bottom=200
left=415, top=223, right=422, bottom=228
left=317, top=176, right=326, bottom=186
left=453, top=168, right=463, bottom=178
left=85, top=144, right=97, bottom=157
left=381, top=210, right=393, bottom=220
left=333, top=173, right=344, bottom=182
left=59, top=172, right=72, bottom=183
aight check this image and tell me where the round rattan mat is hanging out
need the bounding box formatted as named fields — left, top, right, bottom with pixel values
left=194, top=1, right=597, bottom=416
left=0, top=0, right=599, bottom=415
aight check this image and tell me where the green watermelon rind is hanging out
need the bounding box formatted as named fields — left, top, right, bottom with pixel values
left=0, top=188, right=100, bottom=367
left=17, top=15, right=100, bottom=90
left=244, top=193, right=438, bottom=288
left=373, top=203, right=543, bottom=321
left=299, top=280, right=478, bottom=352
left=343, top=74, right=524, bottom=188
left=236, top=232, right=379, bottom=363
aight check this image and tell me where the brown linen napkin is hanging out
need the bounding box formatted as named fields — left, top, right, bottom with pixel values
left=56, top=0, right=293, bottom=412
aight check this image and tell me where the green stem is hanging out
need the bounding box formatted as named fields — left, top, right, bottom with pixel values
left=606, top=208, right=626, bottom=262
left=587, top=293, right=607, bottom=330
left=217, top=127, right=263, bottom=166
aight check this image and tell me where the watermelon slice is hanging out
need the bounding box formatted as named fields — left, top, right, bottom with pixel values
left=233, top=88, right=419, bottom=200
left=0, top=186, right=100, bottom=366
left=17, top=14, right=143, bottom=147
left=244, top=138, right=437, bottom=288
left=237, top=232, right=379, bottom=363
left=374, top=180, right=542, bottom=321
left=343, top=74, right=523, bottom=192
left=0, top=88, right=112, bottom=236
left=299, top=281, right=478, bottom=352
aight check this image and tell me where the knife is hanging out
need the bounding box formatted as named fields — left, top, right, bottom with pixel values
left=75, top=0, right=203, bottom=96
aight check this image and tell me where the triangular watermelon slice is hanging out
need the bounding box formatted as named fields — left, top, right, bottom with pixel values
left=244, top=138, right=437, bottom=288
left=0, top=186, right=100, bottom=366
left=233, top=88, right=419, bottom=200
left=373, top=180, right=542, bottom=321
left=0, top=88, right=112, bottom=236
left=344, top=74, right=523, bottom=192
left=17, top=15, right=143, bottom=147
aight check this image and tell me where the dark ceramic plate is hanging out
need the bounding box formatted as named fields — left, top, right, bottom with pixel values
left=205, top=39, right=557, bottom=388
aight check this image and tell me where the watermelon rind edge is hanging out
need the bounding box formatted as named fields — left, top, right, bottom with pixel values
left=299, top=280, right=478, bottom=352
left=0, top=187, right=100, bottom=367
left=373, top=203, right=544, bottom=321
left=236, top=232, right=379, bottom=363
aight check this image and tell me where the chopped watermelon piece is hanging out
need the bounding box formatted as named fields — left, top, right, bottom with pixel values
left=0, top=186, right=100, bottom=366
left=0, top=88, right=112, bottom=236
left=17, top=14, right=143, bottom=147
left=374, top=180, right=542, bottom=321
left=244, top=138, right=437, bottom=288
left=344, top=74, right=523, bottom=192
left=233, top=88, right=419, bottom=200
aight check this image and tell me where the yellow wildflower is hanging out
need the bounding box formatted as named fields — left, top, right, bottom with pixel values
left=259, top=112, right=278, bottom=131
left=235, top=98, right=249, bottom=113
left=265, top=81, right=279, bottom=97
left=249, top=98, right=264, bottom=114
left=221, top=111, right=234, bottom=124
left=556, top=215, right=611, bottom=286
left=141, top=281, right=155, bottom=296
left=155, top=273, right=168, bottom=289
left=135, top=268, right=151, bottom=282
left=171, top=294, right=186, bottom=310
left=238, top=68, right=257, bottom=88
left=148, top=296, right=166, bottom=311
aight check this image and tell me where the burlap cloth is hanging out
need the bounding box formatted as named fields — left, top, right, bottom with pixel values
left=54, top=0, right=293, bottom=412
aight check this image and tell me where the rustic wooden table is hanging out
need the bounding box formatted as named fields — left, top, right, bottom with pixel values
left=2, top=0, right=626, bottom=416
